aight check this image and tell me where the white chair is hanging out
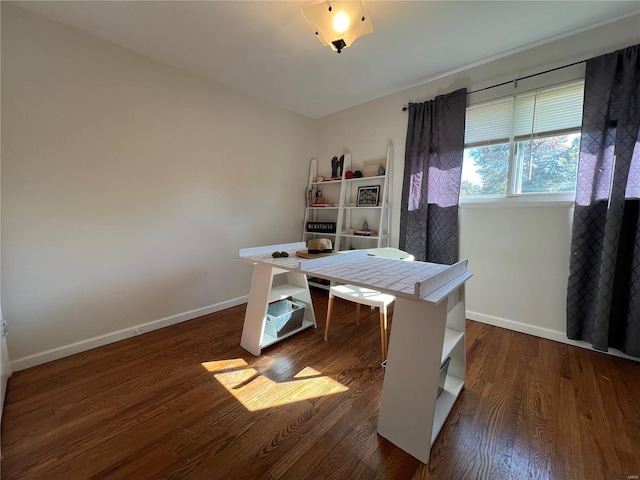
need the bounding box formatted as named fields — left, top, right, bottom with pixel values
left=324, top=248, right=414, bottom=361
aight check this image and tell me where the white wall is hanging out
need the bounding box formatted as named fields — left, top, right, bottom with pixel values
left=0, top=0, right=12, bottom=424
left=316, top=14, right=640, bottom=354
left=1, top=5, right=316, bottom=369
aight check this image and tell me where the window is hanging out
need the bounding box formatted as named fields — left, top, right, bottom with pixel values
left=461, top=80, right=584, bottom=199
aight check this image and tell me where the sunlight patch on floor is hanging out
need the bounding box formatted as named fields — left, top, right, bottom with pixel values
left=201, top=360, right=348, bottom=411
left=202, top=358, right=249, bottom=372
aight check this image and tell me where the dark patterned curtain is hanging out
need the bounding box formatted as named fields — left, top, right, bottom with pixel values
left=399, top=88, right=467, bottom=264
left=567, top=44, right=640, bottom=357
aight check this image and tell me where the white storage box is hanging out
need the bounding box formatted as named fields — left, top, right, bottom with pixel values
left=265, top=299, right=305, bottom=338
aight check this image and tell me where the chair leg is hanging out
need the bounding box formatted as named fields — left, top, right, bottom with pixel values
left=324, top=296, right=335, bottom=341
left=356, top=303, right=361, bottom=324
left=379, top=307, right=388, bottom=361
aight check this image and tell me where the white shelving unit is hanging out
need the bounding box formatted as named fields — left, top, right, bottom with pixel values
left=239, top=243, right=317, bottom=356
left=376, top=278, right=468, bottom=463
left=302, top=145, right=394, bottom=288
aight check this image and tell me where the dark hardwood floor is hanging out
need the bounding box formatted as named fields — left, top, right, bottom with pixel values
left=2, top=289, right=639, bottom=479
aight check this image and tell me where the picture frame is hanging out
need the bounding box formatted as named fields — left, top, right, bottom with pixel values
left=356, top=186, right=380, bottom=207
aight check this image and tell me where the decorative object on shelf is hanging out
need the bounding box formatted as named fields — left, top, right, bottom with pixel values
left=354, top=170, right=363, bottom=178
left=315, top=175, right=325, bottom=182
left=362, top=219, right=370, bottom=231
left=345, top=170, right=354, bottom=179
left=301, top=0, right=373, bottom=54
left=331, top=156, right=339, bottom=178
left=306, top=221, right=337, bottom=233
left=353, top=229, right=377, bottom=236
left=339, top=155, right=344, bottom=177
left=378, top=164, right=386, bottom=175
left=356, top=185, right=380, bottom=207
left=315, top=190, right=326, bottom=204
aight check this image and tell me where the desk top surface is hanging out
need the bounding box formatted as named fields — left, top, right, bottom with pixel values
left=238, top=242, right=471, bottom=302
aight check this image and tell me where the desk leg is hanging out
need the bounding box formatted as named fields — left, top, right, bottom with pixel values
left=377, top=297, right=447, bottom=463
left=240, top=263, right=273, bottom=356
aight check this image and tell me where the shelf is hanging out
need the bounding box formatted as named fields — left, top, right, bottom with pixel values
left=261, top=318, right=315, bottom=348
left=241, top=261, right=318, bottom=357
left=268, top=284, right=308, bottom=303
left=339, top=231, right=388, bottom=239
left=345, top=175, right=385, bottom=183
left=431, top=374, right=465, bottom=445
left=340, top=234, right=380, bottom=240
left=442, top=329, right=465, bottom=365
left=307, top=206, right=339, bottom=210
left=304, top=231, right=337, bottom=236
left=343, top=205, right=384, bottom=209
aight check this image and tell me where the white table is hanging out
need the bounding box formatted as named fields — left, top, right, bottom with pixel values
left=238, top=242, right=472, bottom=463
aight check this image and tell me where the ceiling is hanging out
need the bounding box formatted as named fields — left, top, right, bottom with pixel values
left=10, top=1, right=640, bottom=119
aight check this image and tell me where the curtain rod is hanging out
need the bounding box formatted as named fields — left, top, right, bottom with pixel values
left=401, top=58, right=587, bottom=111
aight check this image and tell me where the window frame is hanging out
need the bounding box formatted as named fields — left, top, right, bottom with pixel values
left=460, top=78, right=585, bottom=206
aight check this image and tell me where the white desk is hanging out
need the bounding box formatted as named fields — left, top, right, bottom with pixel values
left=238, top=242, right=472, bottom=463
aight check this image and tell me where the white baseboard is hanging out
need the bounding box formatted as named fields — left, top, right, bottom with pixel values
left=12, top=302, right=637, bottom=371
left=11, top=295, right=249, bottom=372
left=467, top=311, right=639, bottom=362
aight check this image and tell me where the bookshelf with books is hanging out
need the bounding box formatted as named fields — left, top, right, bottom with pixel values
left=302, top=146, right=393, bottom=289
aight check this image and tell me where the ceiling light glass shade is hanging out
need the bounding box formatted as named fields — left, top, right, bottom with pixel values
left=302, top=1, right=373, bottom=53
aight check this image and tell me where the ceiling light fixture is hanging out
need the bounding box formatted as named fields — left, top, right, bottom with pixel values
left=302, top=1, right=373, bottom=54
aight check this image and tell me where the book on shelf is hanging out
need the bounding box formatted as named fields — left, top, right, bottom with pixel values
left=307, top=222, right=337, bottom=233
left=352, top=229, right=378, bottom=236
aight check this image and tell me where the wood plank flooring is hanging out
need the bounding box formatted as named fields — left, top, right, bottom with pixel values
left=2, top=289, right=639, bottom=479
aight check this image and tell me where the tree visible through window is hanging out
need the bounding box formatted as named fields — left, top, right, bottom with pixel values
left=462, top=144, right=509, bottom=196
left=461, top=134, right=580, bottom=196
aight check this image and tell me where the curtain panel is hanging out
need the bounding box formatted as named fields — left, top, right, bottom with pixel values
left=399, top=88, right=467, bottom=264
left=567, top=44, right=640, bottom=357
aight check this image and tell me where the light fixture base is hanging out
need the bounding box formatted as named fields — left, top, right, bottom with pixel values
left=332, top=39, right=347, bottom=53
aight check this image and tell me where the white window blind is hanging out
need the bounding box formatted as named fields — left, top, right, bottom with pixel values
left=465, top=80, right=585, bottom=146
left=464, top=96, right=514, bottom=145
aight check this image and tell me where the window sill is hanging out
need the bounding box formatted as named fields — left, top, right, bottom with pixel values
left=459, top=193, right=575, bottom=208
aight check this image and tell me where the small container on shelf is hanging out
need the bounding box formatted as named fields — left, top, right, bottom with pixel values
left=265, top=299, right=305, bottom=338
left=352, top=229, right=378, bottom=236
